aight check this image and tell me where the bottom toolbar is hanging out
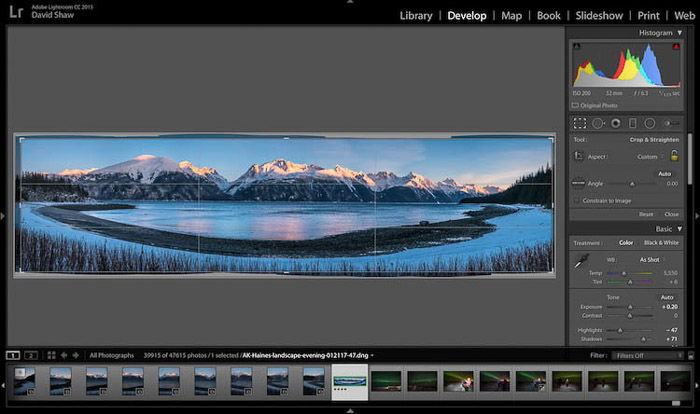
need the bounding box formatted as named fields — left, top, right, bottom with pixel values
left=8, top=363, right=693, bottom=403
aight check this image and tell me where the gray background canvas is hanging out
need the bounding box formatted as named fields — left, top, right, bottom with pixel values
left=6, top=26, right=566, bottom=346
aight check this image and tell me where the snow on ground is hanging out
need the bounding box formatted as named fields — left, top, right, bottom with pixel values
left=287, top=205, right=552, bottom=270
left=18, top=202, right=190, bottom=256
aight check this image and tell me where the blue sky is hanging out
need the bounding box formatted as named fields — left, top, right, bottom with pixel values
left=19, top=136, right=551, bottom=188
left=86, top=368, right=108, bottom=377
left=158, top=368, right=180, bottom=378
left=304, top=367, right=325, bottom=376
left=268, top=367, right=289, bottom=377
left=50, top=367, right=72, bottom=379
left=195, top=368, right=216, bottom=377
left=122, top=368, right=143, bottom=376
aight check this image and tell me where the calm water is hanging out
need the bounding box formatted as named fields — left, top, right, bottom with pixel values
left=14, top=380, right=35, bottom=396
left=85, top=201, right=482, bottom=241
left=195, top=377, right=216, bottom=395
left=303, top=378, right=325, bottom=395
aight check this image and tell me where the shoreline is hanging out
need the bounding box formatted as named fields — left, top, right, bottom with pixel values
left=34, top=203, right=519, bottom=258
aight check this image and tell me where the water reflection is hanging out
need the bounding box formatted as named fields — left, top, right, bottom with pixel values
left=85, top=201, right=480, bottom=241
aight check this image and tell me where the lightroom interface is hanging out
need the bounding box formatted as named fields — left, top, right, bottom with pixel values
left=2, top=0, right=697, bottom=410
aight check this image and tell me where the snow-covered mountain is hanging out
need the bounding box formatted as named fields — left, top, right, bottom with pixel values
left=178, top=161, right=229, bottom=190
left=226, top=159, right=501, bottom=203
left=78, top=155, right=229, bottom=187
left=482, top=185, right=502, bottom=194
left=233, top=159, right=323, bottom=184
left=400, top=172, right=439, bottom=193
left=229, top=160, right=380, bottom=192
left=88, top=154, right=183, bottom=184
left=65, top=155, right=230, bottom=200
left=49, top=156, right=502, bottom=202
left=225, top=159, right=372, bottom=201
left=437, top=178, right=502, bottom=197
left=316, top=165, right=378, bottom=188
left=366, top=171, right=401, bottom=191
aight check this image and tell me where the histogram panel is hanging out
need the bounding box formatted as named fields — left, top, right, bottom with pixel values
left=572, top=42, right=681, bottom=88
left=569, top=40, right=684, bottom=112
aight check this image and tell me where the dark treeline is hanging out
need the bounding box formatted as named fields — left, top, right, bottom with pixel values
left=459, top=165, right=552, bottom=208
left=16, top=172, right=89, bottom=202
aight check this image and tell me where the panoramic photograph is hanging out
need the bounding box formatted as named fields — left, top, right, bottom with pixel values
left=121, top=368, right=144, bottom=396
left=194, top=367, right=217, bottom=396
left=303, top=367, right=325, bottom=396
left=624, top=371, right=655, bottom=392
left=15, top=135, right=553, bottom=276
left=552, top=371, right=582, bottom=392
left=371, top=371, right=402, bottom=392
left=407, top=371, right=438, bottom=392
left=660, top=371, right=691, bottom=392
left=588, top=371, right=619, bottom=392
left=480, top=371, right=511, bottom=392
left=85, top=367, right=109, bottom=396
left=515, top=371, right=547, bottom=392
left=49, top=367, right=72, bottom=396
left=14, top=368, right=36, bottom=396
left=333, top=376, right=367, bottom=387
left=443, top=371, right=475, bottom=392
left=267, top=368, right=289, bottom=396
left=231, top=367, right=253, bottom=396
left=158, top=367, right=181, bottom=396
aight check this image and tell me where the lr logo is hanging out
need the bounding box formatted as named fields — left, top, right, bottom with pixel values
left=9, top=5, right=24, bottom=18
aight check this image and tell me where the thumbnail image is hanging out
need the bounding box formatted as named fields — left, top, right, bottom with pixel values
left=407, top=371, right=438, bottom=392
left=121, top=367, right=144, bottom=396
left=331, top=364, right=369, bottom=401
left=14, top=367, right=36, bottom=396
left=49, top=367, right=72, bottom=396
left=552, top=371, right=582, bottom=392
left=480, top=371, right=510, bottom=392
left=231, top=367, right=253, bottom=396
left=16, top=134, right=553, bottom=276
left=333, top=376, right=368, bottom=386
left=371, top=371, right=402, bottom=392
left=85, top=367, right=108, bottom=396
left=194, top=367, right=217, bottom=396
left=660, top=371, right=691, bottom=392
left=588, top=371, right=619, bottom=392
left=624, top=371, right=655, bottom=392
left=158, top=367, right=180, bottom=396
left=303, top=367, right=325, bottom=396
left=515, top=371, right=546, bottom=392
left=267, top=367, right=289, bottom=396
left=443, top=371, right=474, bottom=392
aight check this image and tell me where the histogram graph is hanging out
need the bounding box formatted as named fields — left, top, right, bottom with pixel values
left=572, top=42, right=681, bottom=88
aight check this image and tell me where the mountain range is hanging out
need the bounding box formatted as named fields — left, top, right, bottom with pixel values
left=37, top=155, right=504, bottom=202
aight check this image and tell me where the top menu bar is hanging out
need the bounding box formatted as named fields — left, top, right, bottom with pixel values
left=3, top=1, right=698, bottom=25
left=396, top=9, right=698, bottom=25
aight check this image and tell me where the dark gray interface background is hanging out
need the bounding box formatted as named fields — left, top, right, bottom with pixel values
left=6, top=26, right=565, bottom=346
